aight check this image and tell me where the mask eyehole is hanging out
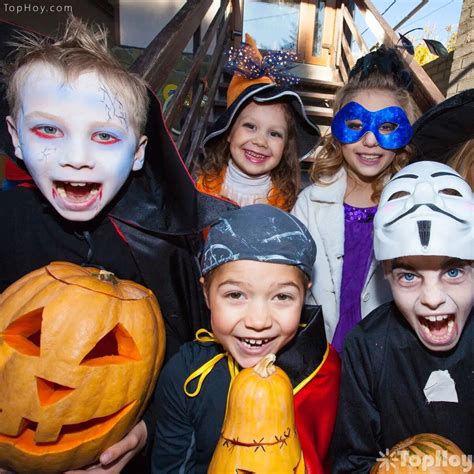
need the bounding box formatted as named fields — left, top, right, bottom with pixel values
left=439, top=188, right=462, bottom=196
left=379, top=122, right=399, bottom=135
left=387, top=191, right=410, bottom=201
left=345, top=119, right=363, bottom=131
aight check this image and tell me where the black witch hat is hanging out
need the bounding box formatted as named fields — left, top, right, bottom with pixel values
left=411, top=89, right=474, bottom=163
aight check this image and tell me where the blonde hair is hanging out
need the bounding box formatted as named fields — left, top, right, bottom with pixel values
left=197, top=100, right=300, bottom=210
left=5, top=16, right=149, bottom=136
left=310, top=70, right=417, bottom=203
left=448, top=139, right=474, bottom=190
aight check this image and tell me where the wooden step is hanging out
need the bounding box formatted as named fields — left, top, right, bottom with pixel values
left=213, top=99, right=333, bottom=116
left=304, top=105, right=333, bottom=118
left=299, top=77, right=344, bottom=91
left=296, top=90, right=336, bottom=102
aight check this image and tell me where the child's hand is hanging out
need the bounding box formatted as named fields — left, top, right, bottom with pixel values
left=64, top=420, right=148, bottom=474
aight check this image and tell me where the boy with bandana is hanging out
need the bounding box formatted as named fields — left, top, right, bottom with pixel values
left=331, top=161, right=473, bottom=472
left=0, top=16, right=232, bottom=471
left=149, top=204, right=341, bottom=473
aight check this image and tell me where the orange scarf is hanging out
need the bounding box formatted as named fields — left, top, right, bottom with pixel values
left=195, top=167, right=290, bottom=211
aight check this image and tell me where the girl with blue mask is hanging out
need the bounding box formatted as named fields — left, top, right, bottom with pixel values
left=292, top=46, right=418, bottom=353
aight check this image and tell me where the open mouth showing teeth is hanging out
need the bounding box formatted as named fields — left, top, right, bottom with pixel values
left=244, top=150, right=268, bottom=162
left=418, top=314, right=455, bottom=343
left=238, top=337, right=276, bottom=348
left=54, top=181, right=101, bottom=203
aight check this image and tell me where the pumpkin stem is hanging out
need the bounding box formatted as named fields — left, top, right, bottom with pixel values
left=97, top=270, right=117, bottom=284
left=253, top=354, right=276, bottom=378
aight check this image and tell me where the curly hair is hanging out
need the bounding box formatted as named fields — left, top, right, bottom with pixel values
left=5, top=15, right=149, bottom=136
left=310, top=67, right=418, bottom=203
left=197, top=100, right=300, bottom=210
left=448, top=139, right=474, bottom=190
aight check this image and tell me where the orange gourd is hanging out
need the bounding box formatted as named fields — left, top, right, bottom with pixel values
left=371, top=433, right=468, bottom=474
left=208, top=354, right=305, bottom=473
left=0, top=262, right=165, bottom=473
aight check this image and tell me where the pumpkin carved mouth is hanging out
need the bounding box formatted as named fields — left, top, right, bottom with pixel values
left=0, top=262, right=165, bottom=472
left=221, top=426, right=293, bottom=451
left=0, top=402, right=135, bottom=453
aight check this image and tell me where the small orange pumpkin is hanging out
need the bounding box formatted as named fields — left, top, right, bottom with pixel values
left=208, top=354, right=305, bottom=473
left=0, top=262, right=165, bottom=473
left=370, top=433, right=468, bottom=474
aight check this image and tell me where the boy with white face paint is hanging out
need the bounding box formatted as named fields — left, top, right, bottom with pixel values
left=0, top=17, right=233, bottom=472
left=331, top=161, right=473, bottom=472
left=7, top=65, right=147, bottom=222
left=1, top=17, right=232, bottom=350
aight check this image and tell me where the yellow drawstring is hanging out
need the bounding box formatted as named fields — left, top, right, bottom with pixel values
left=184, top=329, right=240, bottom=397
left=184, top=329, right=328, bottom=398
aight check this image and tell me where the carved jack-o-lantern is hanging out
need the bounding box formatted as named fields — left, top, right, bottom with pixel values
left=208, top=354, right=305, bottom=473
left=0, top=262, right=165, bottom=473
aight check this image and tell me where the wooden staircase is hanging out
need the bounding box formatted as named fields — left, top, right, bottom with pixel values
left=130, top=0, right=445, bottom=174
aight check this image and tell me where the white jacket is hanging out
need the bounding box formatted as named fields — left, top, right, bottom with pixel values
left=292, top=168, right=392, bottom=342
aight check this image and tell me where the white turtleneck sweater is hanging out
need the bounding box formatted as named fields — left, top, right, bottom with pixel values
left=221, top=160, right=272, bottom=207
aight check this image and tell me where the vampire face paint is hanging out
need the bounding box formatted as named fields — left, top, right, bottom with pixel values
left=387, top=255, right=473, bottom=352
left=6, top=63, right=147, bottom=222
left=332, top=101, right=412, bottom=150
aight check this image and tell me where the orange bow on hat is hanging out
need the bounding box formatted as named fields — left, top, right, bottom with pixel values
left=226, top=34, right=274, bottom=107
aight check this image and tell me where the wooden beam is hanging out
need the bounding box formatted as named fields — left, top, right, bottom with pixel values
left=130, top=0, right=213, bottom=91
left=341, top=3, right=368, bottom=55
left=353, top=0, right=444, bottom=110
left=341, top=34, right=355, bottom=70
left=231, top=0, right=244, bottom=47
left=333, top=2, right=344, bottom=70
left=177, top=13, right=231, bottom=155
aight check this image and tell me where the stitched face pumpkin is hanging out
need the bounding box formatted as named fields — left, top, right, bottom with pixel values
left=208, top=354, right=305, bottom=473
left=0, top=262, right=165, bottom=473
left=370, top=433, right=467, bottom=474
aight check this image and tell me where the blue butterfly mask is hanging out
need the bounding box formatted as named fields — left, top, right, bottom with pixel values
left=331, top=101, right=413, bottom=149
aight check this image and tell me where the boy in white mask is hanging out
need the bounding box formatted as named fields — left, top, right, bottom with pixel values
left=331, top=161, right=473, bottom=472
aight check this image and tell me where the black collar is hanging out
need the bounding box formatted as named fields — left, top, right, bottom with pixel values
left=277, top=305, right=329, bottom=388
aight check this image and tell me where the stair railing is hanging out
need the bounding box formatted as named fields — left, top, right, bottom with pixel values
left=130, top=0, right=232, bottom=167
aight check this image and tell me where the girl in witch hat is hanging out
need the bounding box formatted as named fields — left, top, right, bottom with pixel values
left=195, top=34, right=320, bottom=211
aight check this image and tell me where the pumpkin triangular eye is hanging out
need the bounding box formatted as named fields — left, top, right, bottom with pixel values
left=36, top=377, right=75, bottom=406
left=3, top=308, right=43, bottom=356
left=80, top=323, right=141, bottom=366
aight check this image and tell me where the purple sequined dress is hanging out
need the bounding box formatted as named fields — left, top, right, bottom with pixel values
left=332, top=203, right=377, bottom=353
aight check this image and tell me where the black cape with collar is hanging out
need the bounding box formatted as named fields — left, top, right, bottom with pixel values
left=331, top=302, right=473, bottom=473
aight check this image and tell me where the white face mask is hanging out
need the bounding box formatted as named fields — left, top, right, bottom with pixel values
left=374, top=161, right=473, bottom=261
left=7, top=64, right=147, bottom=222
